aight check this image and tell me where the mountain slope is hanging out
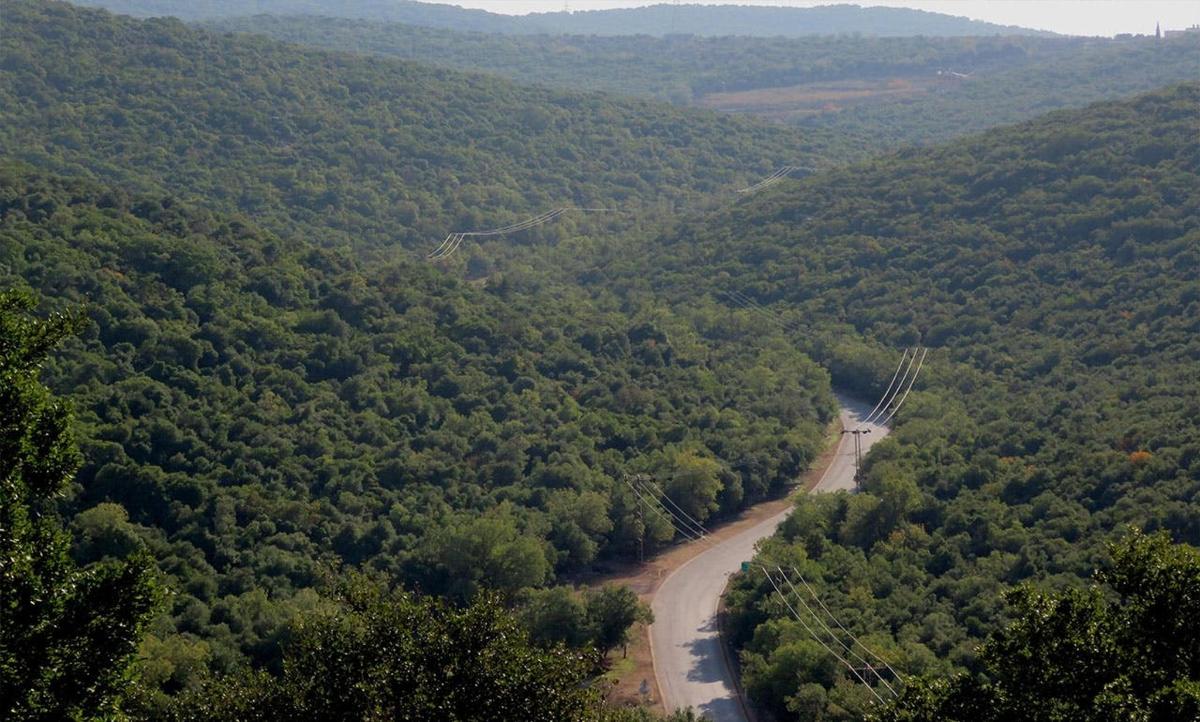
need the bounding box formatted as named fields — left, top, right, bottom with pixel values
left=198, top=17, right=1072, bottom=101
left=1, top=163, right=834, bottom=689
left=76, top=0, right=1051, bottom=37
left=1, top=0, right=843, bottom=256
left=630, top=84, right=1200, bottom=719
left=799, top=33, right=1200, bottom=146
left=204, top=15, right=1199, bottom=152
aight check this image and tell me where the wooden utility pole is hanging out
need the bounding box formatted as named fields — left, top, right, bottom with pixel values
left=841, top=427, right=872, bottom=487
left=637, top=498, right=645, bottom=563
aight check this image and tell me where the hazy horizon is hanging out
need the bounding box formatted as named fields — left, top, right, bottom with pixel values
left=443, top=1, right=1200, bottom=37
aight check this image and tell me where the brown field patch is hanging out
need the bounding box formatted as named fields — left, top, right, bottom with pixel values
left=697, top=75, right=948, bottom=121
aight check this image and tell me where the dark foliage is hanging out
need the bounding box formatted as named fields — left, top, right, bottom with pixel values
left=0, top=161, right=831, bottom=695
left=0, top=290, right=160, bottom=720
left=163, top=575, right=603, bottom=722
left=873, top=532, right=1200, bottom=722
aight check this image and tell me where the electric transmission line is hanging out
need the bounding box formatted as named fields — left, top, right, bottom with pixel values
left=624, top=474, right=902, bottom=700
left=761, top=567, right=888, bottom=702
left=877, top=347, right=927, bottom=426
left=861, top=348, right=912, bottom=424
left=428, top=207, right=615, bottom=259
left=788, top=566, right=904, bottom=685
left=862, top=349, right=918, bottom=425
left=428, top=161, right=821, bottom=260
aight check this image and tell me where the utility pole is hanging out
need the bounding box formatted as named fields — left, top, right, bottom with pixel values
left=627, top=473, right=647, bottom=563
left=841, top=427, right=872, bottom=487
left=637, top=497, right=645, bottom=563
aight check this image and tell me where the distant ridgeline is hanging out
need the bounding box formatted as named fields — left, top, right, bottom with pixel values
left=194, top=17, right=1081, bottom=101
left=1, top=1, right=846, bottom=256
left=621, top=84, right=1198, bottom=719
left=75, top=0, right=1052, bottom=37
left=798, top=32, right=1200, bottom=146
left=202, top=14, right=1200, bottom=152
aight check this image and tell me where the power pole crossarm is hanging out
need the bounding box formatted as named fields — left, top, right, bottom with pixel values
left=841, top=427, right=872, bottom=485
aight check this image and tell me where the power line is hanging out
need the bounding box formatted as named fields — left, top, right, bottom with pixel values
left=861, top=348, right=911, bottom=424
left=735, top=166, right=818, bottom=195
left=622, top=474, right=706, bottom=545
left=632, top=474, right=710, bottom=540
left=719, top=289, right=801, bottom=333
left=788, top=566, right=904, bottom=685
left=762, top=567, right=887, bottom=703
left=877, top=347, right=927, bottom=426
left=623, top=477, right=903, bottom=700
left=428, top=161, right=821, bottom=260
left=862, top=348, right=918, bottom=425
left=777, top=567, right=899, bottom=696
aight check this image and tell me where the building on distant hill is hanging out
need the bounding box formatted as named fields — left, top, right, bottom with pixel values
left=1164, top=25, right=1200, bottom=37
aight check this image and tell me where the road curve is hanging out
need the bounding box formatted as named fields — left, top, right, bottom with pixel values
left=649, top=393, right=889, bottom=721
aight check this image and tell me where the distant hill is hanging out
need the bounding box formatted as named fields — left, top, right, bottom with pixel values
left=75, top=0, right=1053, bottom=37
left=2, top=1, right=846, bottom=256
left=798, top=32, right=1200, bottom=146
left=205, top=15, right=1069, bottom=101
left=206, top=14, right=1198, bottom=152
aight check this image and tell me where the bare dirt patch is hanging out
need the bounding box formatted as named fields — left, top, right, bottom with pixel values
left=697, top=75, right=956, bottom=122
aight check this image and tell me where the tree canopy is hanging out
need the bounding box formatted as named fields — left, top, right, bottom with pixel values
left=204, top=13, right=1198, bottom=151
left=873, top=531, right=1200, bottom=722
left=0, top=289, right=159, bottom=719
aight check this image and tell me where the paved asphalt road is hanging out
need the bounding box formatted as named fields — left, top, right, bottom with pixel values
left=649, top=394, right=890, bottom=721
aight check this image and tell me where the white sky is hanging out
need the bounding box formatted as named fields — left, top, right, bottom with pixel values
left=446, top=1, right=1200, bottom=37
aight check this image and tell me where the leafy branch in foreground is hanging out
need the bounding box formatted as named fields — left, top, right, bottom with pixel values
left=0, top=289, right=159, bottom=719
left=873, top=530, right=1200, bottom=722
left=163, top=573, right=646, bottom=721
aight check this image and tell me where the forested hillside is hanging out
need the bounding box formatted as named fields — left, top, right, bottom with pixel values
left=621, top=84, right=1200, bottom=719
left=0, top=162, right=832, bottom=698
left=77, top=0, right=1047, bottom=37
left=1, top=0, right=844, bottom=256
left=200, top=17, right=1069, bottom=102
left=5, top=1, right=1197, bottom=719
left=203, top=16, right=1198, bottom=151
left=799, top=33, right=1200, bottom=146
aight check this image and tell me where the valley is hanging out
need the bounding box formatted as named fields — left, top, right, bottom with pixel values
left=3, top=2, right=1198, bottom=721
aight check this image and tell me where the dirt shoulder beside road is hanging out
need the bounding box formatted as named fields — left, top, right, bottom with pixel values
left=594, top=419, right=843, bottom=712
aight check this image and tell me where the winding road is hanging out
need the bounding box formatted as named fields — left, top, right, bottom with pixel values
left=649, top=394, right=889, bottom=721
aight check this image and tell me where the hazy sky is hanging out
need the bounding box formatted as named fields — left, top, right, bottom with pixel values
left=447, top=1, right=1200, bottom=37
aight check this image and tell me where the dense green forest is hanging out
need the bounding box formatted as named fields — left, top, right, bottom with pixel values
left=874, top=531, right=1200, bottom=721
left=4, top=1, right=1198, bottom=719
left=76, top=0, right=1047, bottom=37
left=199, top=18, right=1078, bottom=102
left=2, top=289, right=159, bottom=719
left=1, top=0, right=847, bottom=257
left=615, top=84, right=1200, bottom=719
left=0, top=162, right=832, bottom=702
left=800, top=33, right=1200, bottom=147
left=0, top=291, right=698, bottom=721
